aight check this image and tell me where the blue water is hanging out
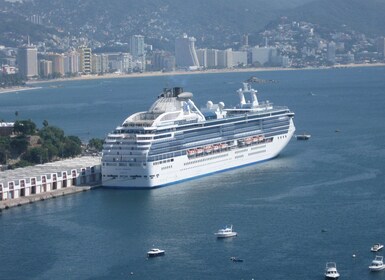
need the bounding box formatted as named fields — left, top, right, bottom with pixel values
left=1, top=67, right=385, bottom=279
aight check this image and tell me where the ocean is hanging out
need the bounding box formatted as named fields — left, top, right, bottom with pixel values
left=1, top=67, right=385, bottom=279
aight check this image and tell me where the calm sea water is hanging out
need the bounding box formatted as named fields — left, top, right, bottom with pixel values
left=1, top=67, right=385, bottom=279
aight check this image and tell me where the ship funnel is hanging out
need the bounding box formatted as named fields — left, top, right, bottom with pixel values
left=173, top=87, right=183, bottom=97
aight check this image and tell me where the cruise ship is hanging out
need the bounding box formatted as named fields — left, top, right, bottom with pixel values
left=101, top=83, right=295, bottom=188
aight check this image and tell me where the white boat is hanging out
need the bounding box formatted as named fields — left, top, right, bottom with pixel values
left=147, top=248, right=165, bottom=257
left=101, top=83, right=295, bottom=188
left=324, top=262, right=340, bottom=279
left=369, top=255, right=385, bottom=271
left=215, top=225, right=237, bottom=238
left=295, top=133, right=311, bottom=140
left=230, top=256, right=244, bottom=262
left=371, top=243, right=384, bottom=252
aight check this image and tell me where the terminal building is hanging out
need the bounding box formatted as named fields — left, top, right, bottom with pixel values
left=0, top=156, right=101, bottom=201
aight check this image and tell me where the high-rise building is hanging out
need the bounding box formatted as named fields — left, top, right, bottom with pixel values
left=39, top=59, right=53, bottom=77
left=47, top=53, right=65, bottom=76
left=175, top=33, right=200, bottom=69
left=232, top=51, right=248, bottom=67
left=151, top=51, right=175, bottom=72
left=327, top=41, right=336, bottom=63
left=250, top=46, right=277, bottom=66
left=130, top=35, right=145, bottom=57
left=17, top=44, right=38, bottom=78
left=119, top=53, right=133, bottom=73
left=78, top=47, right=92, bottom=74
left=92, top=54, right=109, bottom=74
left=217, top=49, right=233, bottom=68
left=64, top=50, right=80, bottom=75
left=206, top=49, right=218, bottom=68
left=196, top=49, right=207, bottom=68
left=130, top=35, right=146, bottom=72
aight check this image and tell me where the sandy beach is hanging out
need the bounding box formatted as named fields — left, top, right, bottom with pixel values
left=0, top=86, right=42, bottom=95
left=1, top=63, right=384, bottom=94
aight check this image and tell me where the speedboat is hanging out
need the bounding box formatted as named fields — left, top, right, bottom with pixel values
left=147, top=248, right=165, bottom=258
left=215, top=225, right=237, bottom=238
left=295, top=133, right=311, bottom=140
left=371, top=243, right=384, bottom=252
left=369, top=255, right=385, bottom=271
left=324, top=262, right=340, bottom=279
left=230, top=257, right=244, bottom=262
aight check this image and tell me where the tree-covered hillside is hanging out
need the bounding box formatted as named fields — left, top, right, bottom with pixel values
left=1, top=0, right=385, bottom=50
left=286, top=0, right=385, bottom=36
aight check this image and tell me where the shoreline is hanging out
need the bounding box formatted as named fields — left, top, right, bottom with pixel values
left=0, top=185, right=100, bottom=211
left=0, top=86, right=42, bottom=95
left=0, top=63, right=384, bottom=94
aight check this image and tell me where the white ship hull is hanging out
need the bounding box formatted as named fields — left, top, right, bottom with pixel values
left=102, top=120, right=295, bottom=188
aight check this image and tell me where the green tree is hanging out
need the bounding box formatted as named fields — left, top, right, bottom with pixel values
left=39, top=126, right=65, bottom=146
left=13, top=120, right=37, bottom=135
left=88, top=138, right=104, bottom=151
left=0, top=136, right=11, bottom=164
left=44, top=142, right=59, bottom=161
left=10, top=135, right=29, bottom=155
left=22, top=147, right=48, bottom=164
left=12, top=160, right=31, bottom=168
left=63, top=136, right=82, bottom=157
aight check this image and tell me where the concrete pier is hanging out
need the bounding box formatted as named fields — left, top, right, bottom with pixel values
left=0, top=156, right=102, bottom=210
left=0, top=185, right=100, bottom=210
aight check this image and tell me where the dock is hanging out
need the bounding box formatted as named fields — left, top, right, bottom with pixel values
left=0, top=185, right=100, bottom=210
left=0, top=156, right=102, bottom=210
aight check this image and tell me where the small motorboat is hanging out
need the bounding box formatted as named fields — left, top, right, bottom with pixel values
left=324, top=262, right=340, bottom=279
left=215, top=225, right=237, bottom=238
left=230, top=257, right=244, bottom=262
left=371, top=243, right=384, bottom=252
left=295, top=133, right=311, bottom=140
left=147, top=248, right=165, bottom=258
left=369, top=255, right=385, bottom=271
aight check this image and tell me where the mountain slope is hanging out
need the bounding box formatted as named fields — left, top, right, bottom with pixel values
left=286, top=0, right=385, bottom=36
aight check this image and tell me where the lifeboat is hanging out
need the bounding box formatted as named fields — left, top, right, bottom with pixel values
left=252, top=136, right=259, bottom=143
left=245, top=137, right=252, bottom=145
left=187, top=149, right=196, bottom=156
left=220, top=143, right=228, bottom=149
left=259, top=135, right=265, bottom=142
left=213, top=144, right=220, bottom=151
left=204, top=145, right=213, bottom=153
left=196, top=148, right=204, bottom=155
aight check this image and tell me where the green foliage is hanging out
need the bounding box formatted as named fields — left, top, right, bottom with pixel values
left=88, top=138, right=104, bottom=151
left=12, top=160, right=32, bottom=168
left=0, top=137, right=11, bottom=164
left=43, top=142, right=59, bottom=161
left=10, top=135, right=29, bottom=155
left=63, top=136, right=82, bottom=157
left=22, top=147, right=48, bottom=164
left=13, top=120, right=37, bottom=135
left=0, top=73, right=26, bottom=88
left=39, top=126, right=65, bottom=146
left=287, top=0, right=385, bottom=36
left=1, top=121, right=83, bottom=167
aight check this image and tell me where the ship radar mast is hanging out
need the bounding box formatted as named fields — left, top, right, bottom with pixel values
left=237, top=83, right=259, bottom=107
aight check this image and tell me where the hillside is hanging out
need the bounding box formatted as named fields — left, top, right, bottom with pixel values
left=0, top=0, right=313, bottom=49
left=286, top=0, right=385, bottom=36
left=1, top=0, right=385, bottom=50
